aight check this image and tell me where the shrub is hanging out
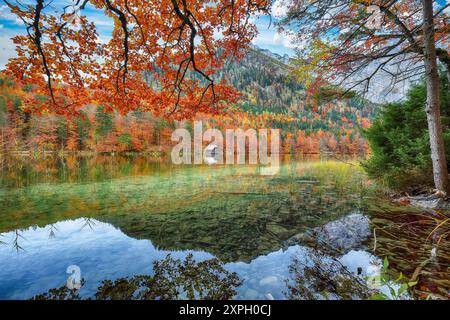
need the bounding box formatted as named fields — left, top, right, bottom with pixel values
left=363, top=74, right=450, bottom=191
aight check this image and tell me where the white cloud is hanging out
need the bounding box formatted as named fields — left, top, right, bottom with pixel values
left=271, top=0, right=292, bottom=18
left=252, top=30, right=278, bottom=48
left=0, top=34, right=17, bottom=69
left=88, top=13, right=114, bottom=28
left=273, top=32, right=296, bottom=49
left=0, top=5, right=23, bottom=25
left=444, top=3, right=450, bottom=15
left=14, top=17, right=24, bottom=25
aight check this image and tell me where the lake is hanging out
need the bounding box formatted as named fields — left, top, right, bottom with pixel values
left=0, top=155, right=448, bottom=299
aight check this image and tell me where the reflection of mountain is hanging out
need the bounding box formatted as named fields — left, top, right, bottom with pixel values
left=1, top=173, right=363, bottom=262
left=2, top=157, right=448, bottom=298
left=0, top=182, right=361, bottom=262
left=283, top=213, right=371, bottom=254
left=0, top=160, right=364, bottom=263
left=0, top=218, right=379, bottom=300
left=0, top=219, right=214, bottom=299
left=102, top=186, right=360, bottom=262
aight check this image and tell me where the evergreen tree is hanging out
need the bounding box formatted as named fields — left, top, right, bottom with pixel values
left=95, top=106, right=113, bottom=139
left=363, top=74, right=450, bottom=190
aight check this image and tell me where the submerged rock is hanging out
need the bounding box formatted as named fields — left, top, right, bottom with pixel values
left=259, top=276, right=279, bottom=287
left=409, top=196, right=450, bottom=211
left=243, top=288, right=260, bottom=299
left=283, top=213, right=371, bottom=253
left=265, top=293, right=275, bottom=300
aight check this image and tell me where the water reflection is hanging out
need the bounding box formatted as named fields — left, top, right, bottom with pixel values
left=0, top=219, right=214, bottom=299
left=283, top=213, right=371, bottom=254
left=33, top=253, right=241, bottom=300
left=0, top=218, right=381, bottom=300
left=0, top=156, right=447, bottom=299
left=0, top=157, right=366, bottom=262
left=0, top=155, right=173, bottom=189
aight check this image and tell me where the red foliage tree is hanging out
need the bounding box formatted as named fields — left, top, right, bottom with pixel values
left=4, top=0, right=271, bottom=119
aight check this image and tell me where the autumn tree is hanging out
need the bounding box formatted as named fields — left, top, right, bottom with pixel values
left=422, top=0, right=449, bottom=194
left=279, top=0, right=450, bottom=194
left=3, top=0, right=271, bottom=119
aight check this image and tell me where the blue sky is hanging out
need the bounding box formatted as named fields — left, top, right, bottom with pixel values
left=252, top=15, right=295, bottom=56
left=0, top=1, right=294, bottom=68
left=1, top=1, right=448, bottom=68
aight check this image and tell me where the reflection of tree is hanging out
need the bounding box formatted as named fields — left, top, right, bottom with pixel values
left=32, top=280, right=86, bottom=300
left=0, top=230, right=25, bottom=250
left=48, top=224, right=58, bottom=238
left=13, top=230, right=24, bottom=252
left=0, top=155, right=172, bottom=189
left=80, top=218, right=96, bottom=230
left=285, top=251, right=372, bottom=300
left=32, top=254, right=241, bottom=300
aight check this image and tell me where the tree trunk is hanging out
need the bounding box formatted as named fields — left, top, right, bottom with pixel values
left=422, top=0, right=449, bottom=194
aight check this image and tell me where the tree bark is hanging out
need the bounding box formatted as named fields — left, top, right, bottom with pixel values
left=422, top=0, right=449, bottom=194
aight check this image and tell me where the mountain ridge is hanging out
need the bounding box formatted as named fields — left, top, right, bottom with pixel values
left=218, top=45, right=376, bottom=119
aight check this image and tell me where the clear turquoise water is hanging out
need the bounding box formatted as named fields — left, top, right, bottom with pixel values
left=1, top=155, right=441, bottom=299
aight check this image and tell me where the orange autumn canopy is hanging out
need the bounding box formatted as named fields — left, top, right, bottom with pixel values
left=3, top=0, right=271, bottom=119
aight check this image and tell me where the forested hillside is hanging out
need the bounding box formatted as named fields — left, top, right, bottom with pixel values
left=0, top=47, right=371, bottom=155
left=220, top=46, right=375, bottom=115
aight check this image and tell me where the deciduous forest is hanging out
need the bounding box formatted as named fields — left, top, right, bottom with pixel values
left=0, top=0, right=448, bottom=303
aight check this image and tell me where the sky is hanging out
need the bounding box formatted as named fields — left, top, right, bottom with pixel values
left=1, top=1, right=447, bottom=66
left=0, top=0, right=295, bottom=68
left=0, top=0, right=448, bottom=104
left=252, top=15, right=295, bottom=56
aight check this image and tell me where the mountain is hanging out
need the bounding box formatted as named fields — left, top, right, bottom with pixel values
left=0, top=46, right=373, bottom=154
left=250, top=46, right=291, bottom=64
left=217, top=45, right=376, bottom=119
left=217, top=46, right=304, bottom=114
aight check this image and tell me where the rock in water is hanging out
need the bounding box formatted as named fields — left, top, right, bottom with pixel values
left=265, top=293, right=275, bottom=300
left=243, top=288, right=260, bottom=299
left=409, top=196, right=450, bottom=210
left=259, top=276, right=279, bottom=287
left=283, top=213, right=371, bottom=253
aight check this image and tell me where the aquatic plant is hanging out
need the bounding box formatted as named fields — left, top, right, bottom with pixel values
left=285, top=253, right=418, bottom=300
left=285, top=250, right=373, bottom=300
left=368, top=257, right=417, bottom=300
left=370, top=206, right=449, bottom=299
left=32, top=280, right=86, bottom=300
